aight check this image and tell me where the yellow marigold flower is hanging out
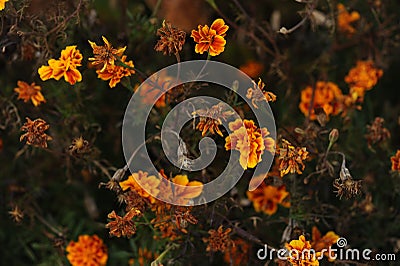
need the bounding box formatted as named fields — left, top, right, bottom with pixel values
left=312, top=226, right=339, bottom=261
left=225, top=119, right=275, bottom=169
left=203, top=225, right=233, bottom=252
left=278, top=139, right=309, bottom=177
left=38, top=45, right=83, bottom=85
left=391, top=150, right=400, bottom=172
left=240, top=60, right=264, bottom=78
left=66, top=235, right=108, bottom=266
left=299, top=81, right=343, bottom=120
left=246, top=78, right=277, bottom=109
left=285, top=235, right=320, bottom=266
left=345, top=60, right=383, bottom=95
left=14, top=81, right=46, bottom=106
left=88, top=36, right=126, bottom=72
left=96, top=55, right=135, bottom=88
left=0, top=0, right=8, bottom=10
left=20, top=117, right=52, bottom=148
left=223, top=238, right=250, bottom=265
left=191, top=18, right=229, bottom=56
left=246, top=183, right=290, bottom=215
left=337, top=3, right=360, bottom=35
left=119, top=171, right=160, bottom=204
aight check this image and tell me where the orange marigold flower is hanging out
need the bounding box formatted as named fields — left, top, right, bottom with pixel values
left=278, top=139, right=309, bottom=177
left=119, top=171, right=160, bottom=204
left=240, top=60, right=264, bottom=78
left=0, top=0, right=9, bottom=10
left=285, top=235, right=320, bottom=266
left=193, top=102, right=234, bottom=136
left=20, top=117, right=52, bottom=148
left=223, top=238, right=250, bottom=266
left=96, top=55, right=135, bottom=88
left=246, top=183, right=290, bottom=215
left=88, top=36, right=126, bottom=72
left=38, top=45, right=83, bottom=85
left=155, top=20, right=186, bottom=56
left=191, top=18, right=229, bottom=56
left=246, top=78, right=277, bottom=109
left=225, top=119, right=275, bottom=169
left=299, top=81, right=343, bottom=120
left=312, top=226, right=339, bottom=261
left=203, top=225, right=233, bottom=252
left=391, top=150, right=400, bottom=172
left=345, top=60, right=383, bottom=101
left=66, top=235, right=108, bottom=266
left=14, top=81, right=46, bottom=106
left=106, top=209, right=141, bottom=238
left=337, top=3, right=360, bottom=35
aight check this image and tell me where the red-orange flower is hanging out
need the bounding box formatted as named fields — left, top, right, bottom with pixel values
left=203, top=225, right=233, bottom=252
left=14, top=81, right=45, bottom=106
left=96, top=55, right=135, bottom=88
left=38, top=46, right=83, bottom=85
left=299, top=81, right=343, bottom=120
left=337, top=3, right=360, bottom=35
left=246, top=183, right=290, bottom=215
left=391, top=150, right=400, bottom=172
left=225, top=119, right=275, bottom=169
left=66, top=235, right=108, bottom=266
left=191, top=18, right=229, bottom=56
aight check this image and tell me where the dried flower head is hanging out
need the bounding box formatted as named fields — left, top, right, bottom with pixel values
left=391, top=150, right=400, bottom=172
left=337, top=3, right=360, bottom=35
left=20, top=117, right=52, bottom=148
left=8, top=205, right=24, bottom=223
left=203, top=225, right=233, bottom=252
left=173, top=206, right=198, bottom=230
left=225, top=119, right=275, bottom=169
left=14, top=81, right=46, bottom=106
left=246, top=78, right=277, bottom=109
left=120, top=190, right=147, bottom=213
left=246, top=183, right=290, bottom=215
left=68, top=136, right=90, bottom=156
left=285, top=235, right=320, bottom=266
left=365, top=117, right=390, bottom=147
left=278, top=139, right=309, bottom=177
left=88, top=36, right=126, bottom=72
left=66, top=235, right=108, bottom=266
left=191, top=18, right=229, bottom=56
left=106, top=209, right=141, bottom=238
left=333, top=161, right=362, bottom=199
left=155, top=20, right=186, bottom=56
left=193, top=102, right=234, bottom=136
left=96, top=55, right=135, bottom=88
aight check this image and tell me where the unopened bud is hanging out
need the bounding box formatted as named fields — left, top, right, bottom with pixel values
left=329, top=129, right=339, bottom=143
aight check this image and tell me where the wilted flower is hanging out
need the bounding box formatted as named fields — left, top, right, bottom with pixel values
left=337, top=3, right=360, bottom=35
left=191, top=18, right=229, bottom=56
left=119, top=171, right=160, bottom=204
left=68, top=136, right=90, bottom=156
left=285, top=235, right=320, bottom=266
left=365, top=117, right=390, bottom=147
left=106, top=209, right=141, bottom=238
left=193, top=102, right=234, bottom=136
left=8, top=205, right=24, bottom=223
left=203, top=225, right=233, bottom=252
left=391, top=150, right=400, bottom=172
left=96, top=55, right=135, bottom=88
left=246, top=78, right=277, bottom=109
left=246, top=183, right=290, bottom=215
left=38, top=46, right=83, bottom=85
left=278, top=139, right=309, bottom=177
left=66, top=235, right=108, bottom=266
left=155, top=20, right=186, bottom=56
left=88, top=36, right=126, bottom=72
left=20, top=117, right=52, bottom=148
left=333, top=161, right=362, bottom=199
left=299, top=81, right=343, bottom=120
left=225, top=119, right=275, bottom=169
left=14, top=81, right=46, bottom=106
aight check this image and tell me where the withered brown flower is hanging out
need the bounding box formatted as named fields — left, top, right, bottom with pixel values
left=9, top=205, right=24, bottom=223
left=154, top=20, right=186, bottom=56
left=119, top=190, right=147, bottom=213
left=106, top=209, right=141, bottom=238
left=246, top=79, right=277, bottom=109
left=20, top=117, right=52, bottom=148
left=365, top=117, right=390, bottom=148
left=333, top=161, right=362, bottom=199
left=68, top=136, right=90, bottom=156
left=203, top=225, right=233, bottom=252
left=88, top=36, right=126, bottom=72
left=278, top=139, right=309, bottom=177
left=193, top=103, right=234, bottom=137
left=173, top=206, right=198, bottom=230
